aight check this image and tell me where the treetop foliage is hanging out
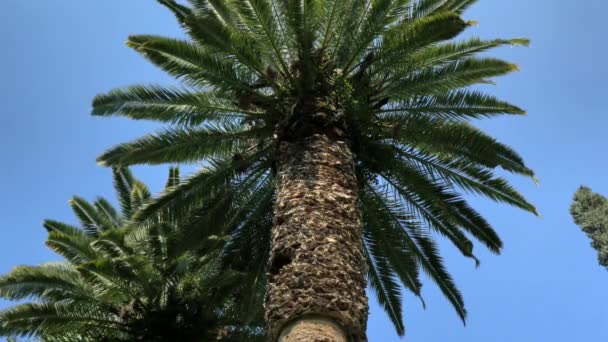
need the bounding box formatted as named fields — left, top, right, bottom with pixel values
left=571, top=186, right=608, bottom=269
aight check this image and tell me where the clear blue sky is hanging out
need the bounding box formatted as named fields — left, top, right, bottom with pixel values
left=1, top=1, right=607, bottom=341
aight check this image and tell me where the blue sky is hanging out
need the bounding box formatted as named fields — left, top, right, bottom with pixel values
left=1, top=1, right=607, bottom=341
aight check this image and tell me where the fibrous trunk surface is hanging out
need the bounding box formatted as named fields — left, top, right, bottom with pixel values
left=278, top=317, right=348, bottom=342
left=266, top=134, right=368, bottom=341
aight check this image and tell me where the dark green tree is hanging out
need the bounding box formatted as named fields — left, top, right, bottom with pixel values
left=571, top=186, right=608, bottom=269
left=92, top=0, right=537, bottom=340
left=0, top=168, right=264, bottom=341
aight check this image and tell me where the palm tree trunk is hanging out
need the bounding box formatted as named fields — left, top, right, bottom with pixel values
left=266, top=134, right=368, bottom=341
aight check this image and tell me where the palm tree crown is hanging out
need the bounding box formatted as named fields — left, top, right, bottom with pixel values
left=92, top=0, right=537, bottom=335
left=0, top=168, right=264, bottom=341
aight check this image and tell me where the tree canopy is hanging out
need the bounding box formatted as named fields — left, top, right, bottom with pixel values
left=571, top=186, right=608, bottom=269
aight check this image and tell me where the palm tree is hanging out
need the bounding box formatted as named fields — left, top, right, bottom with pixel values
left=0, top=168, right=264, bottom=341
left=92, top=0, right=537, bottom=340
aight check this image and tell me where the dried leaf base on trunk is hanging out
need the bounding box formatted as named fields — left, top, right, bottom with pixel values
left=267, top=135, right=368, bottom=341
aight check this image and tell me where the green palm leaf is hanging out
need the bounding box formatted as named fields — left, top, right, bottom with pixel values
left=362, top=233, right=405, bottom=336
left=112, top=167, right=135, bottom=219
left=364, top=183, right=466, bottom=321
left=378, top=90, right=525, bottom=120
left=97, top=123, right=268, bottom=167
left=92, top=85, right=258, bottom=126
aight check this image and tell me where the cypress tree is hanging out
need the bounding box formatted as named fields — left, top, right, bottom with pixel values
left=571, top=186, right=608, bottom=269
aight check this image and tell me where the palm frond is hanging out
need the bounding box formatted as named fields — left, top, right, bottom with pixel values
left=165, top=166, right=181, bottom=189
left=188, top=0, right=241, bottom=28
left=161, top=1, right=268, bottom=77
left=361, top=141, right=505, bottom=251
left=169, top=166, right=271, bottom=255
left=221, top=190, right=273, bottom=324
left=377, top=90, right=525, bottom=120
left=438, top=0, right=478, bottom=14
left=361, top=184, right=424, bottom=296
left=406, top=37, right=530, bottom=71
left=45, top=231, right=96, bottom=265
left=0, top=263, right=90, bottom=302
left=129, top=181, right=151, bottom=213
left=318, top=0, right=352, bottom=53
left=126, top=35, right=257, bottom=91
left=364, top=182, right=467, bottom=322
left=43, top=220, right=82, bottom=236
left=94, top=198, right=121, bottom=229
left=112, top=167, right=136, bottom=219
left=97, top=123, right=269, bottom=167
left=69, top=197, right=112, bottom=236
left=385, top=58, right=520, bottom=98
left=362, top=149, right=482, bottom=264
left=92, top=85, right=259, bottom=126
left=277, top=0, right=323, bottom=87
left=333, top=0, right=372, bottom=66
left=234, top=0, right=292, bottom=80
left=413, top=0, right=478, bottom=17
left=341, top=0, right=414, bottom=72
left=0, top=303, right=123, bottom=339
left=372, top=12, right=469, bottom=75
left=362, top=235, right=405, bottom=336
left=132, top=148, right=271, bottom=222
left=381, top=114, right=536, bottom=179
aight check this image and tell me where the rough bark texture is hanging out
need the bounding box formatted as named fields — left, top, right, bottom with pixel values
left=266, top=134, right=368, bottom=341
left=278, top=317, right=347, bottom=342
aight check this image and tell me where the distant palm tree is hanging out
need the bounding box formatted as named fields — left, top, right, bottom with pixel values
left=0, top=168, right=264, bottom=341
left=93, top=0, right=537, bottom=340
